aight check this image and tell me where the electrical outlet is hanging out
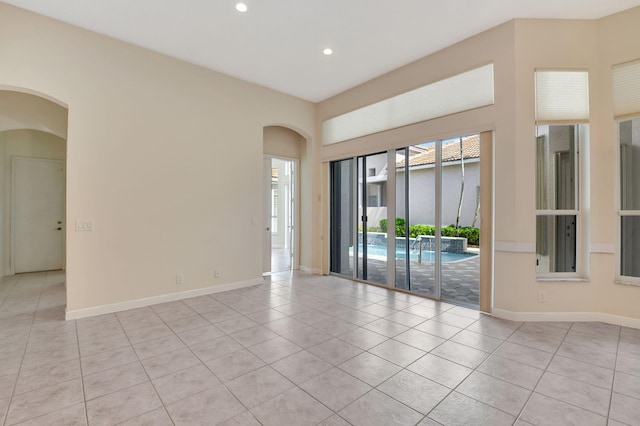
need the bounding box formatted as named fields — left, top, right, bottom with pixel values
left=215, top=270, right=221, bottom=278
left=538, top=291, right=545, bottom=303
left=176, top=274, right=184, bottom=285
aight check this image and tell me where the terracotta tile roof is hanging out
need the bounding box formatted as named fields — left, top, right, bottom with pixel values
left=397, top=134, right=480, bottom=168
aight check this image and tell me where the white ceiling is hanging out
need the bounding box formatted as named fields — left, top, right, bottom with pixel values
left=3, top=0, right=640, bottom=102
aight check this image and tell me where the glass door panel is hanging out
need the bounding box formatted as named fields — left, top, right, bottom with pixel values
left=395, top=145, right=438, bottom=297
left=406, top=143, right=437, bottom=298
left=395, top=148, right=409, bottom=290
left=330, top=159, right=355, bottom=276
left=440, top=137, right=480, bottom=306
left=357, top=152, right=388, bottom=285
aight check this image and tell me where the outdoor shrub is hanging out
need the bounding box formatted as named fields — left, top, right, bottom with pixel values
left=381, top=218, right=407, bottom=236
left=380, top=218, right=478, bottom=244
left=395, top=218, right=406, bottom=237
left=409, top=224, right=435, bottom=238
left=404, top=224, right=480, bottom=245
left=441, top=226, right=480, bottom=246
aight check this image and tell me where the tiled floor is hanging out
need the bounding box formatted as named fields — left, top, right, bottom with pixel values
left=270, top=248, right=292, bottom=273
left=1, top=271, right=639, bottom=425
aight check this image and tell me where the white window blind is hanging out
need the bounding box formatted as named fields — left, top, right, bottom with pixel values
left=613, top=60, right=640, bottom=119
left=535, top=70, right=589, bottom=123
left=322, top=64, right=494, bottom=145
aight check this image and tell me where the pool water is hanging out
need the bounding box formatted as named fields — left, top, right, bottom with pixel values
left=351, top=245, right=477, bottom=263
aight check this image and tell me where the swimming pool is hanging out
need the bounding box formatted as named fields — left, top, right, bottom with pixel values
left=351, top=245, right=477, bottom=263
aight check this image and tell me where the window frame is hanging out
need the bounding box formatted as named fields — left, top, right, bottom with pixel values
left=616, top=115, right=640, bottom=285
left=535, top=123, right=587, bottom=279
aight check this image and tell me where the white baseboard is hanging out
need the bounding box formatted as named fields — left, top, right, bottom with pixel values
left=65, top=278, right=264, bottom=320
left=492, top=308, right=640, bottom=329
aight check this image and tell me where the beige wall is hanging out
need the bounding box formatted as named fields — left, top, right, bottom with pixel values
left=0, top=3, right=316, bottom=315
left=318, top=8, right=640, bottom=323
left=0, top=129, right=67, bottom=277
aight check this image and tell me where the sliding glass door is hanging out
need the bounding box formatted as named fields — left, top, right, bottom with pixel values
left=330, top=152, right=389, bottom=284
left=330, top=135, right=483, bottom=307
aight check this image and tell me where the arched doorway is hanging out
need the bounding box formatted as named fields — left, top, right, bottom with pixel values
left=263, top=125, right=306, bottom=274
left=0, top=89, right=68, bottom=277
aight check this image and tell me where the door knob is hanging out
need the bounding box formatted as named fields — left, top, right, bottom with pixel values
left=266, top=227, right=270, bottom=231
left=56, top=227, right=62, bottom=230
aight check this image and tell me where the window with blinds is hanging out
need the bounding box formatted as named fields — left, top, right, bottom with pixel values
left=534, top=70, right=589, bottom=276
left=613, top=60, right=640, bottom=119
left=535, top=70, right=589, bottom=124
left=322, top=64, right=494, bottom=145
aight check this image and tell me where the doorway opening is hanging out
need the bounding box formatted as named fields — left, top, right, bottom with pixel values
left=263, top=156, right=297, bottom=274
left=0, top=90, right=68, bottom=279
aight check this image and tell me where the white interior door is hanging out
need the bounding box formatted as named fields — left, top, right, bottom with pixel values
left=263, top=156, right=272, bottom=274
left=12, top=157, right=65, bottom=273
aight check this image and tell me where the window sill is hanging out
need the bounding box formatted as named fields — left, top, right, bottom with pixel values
left=536, top=277, right=589, bottom=283
left=614, top=279, right=640, bottom=287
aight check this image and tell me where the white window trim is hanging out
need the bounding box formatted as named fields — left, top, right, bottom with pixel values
left=535, top=123, right=588, bottom=279
left=615, top=115, right=640, bottom=286
left=616, top=209, right=640, bottom=286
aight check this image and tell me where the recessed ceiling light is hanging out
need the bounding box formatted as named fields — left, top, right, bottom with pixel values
left=323, top=48, right=333, bottom=56
left=235, top=3, right=248, bottom=12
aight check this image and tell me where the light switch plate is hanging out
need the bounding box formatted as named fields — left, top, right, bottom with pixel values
left=76, top=220, right=95, bottom=231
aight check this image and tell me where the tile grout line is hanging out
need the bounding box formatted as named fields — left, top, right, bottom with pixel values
left=514, top=321, right=621, bottom=423
left=116, top=299, right=214, bottom=425
left=0, top=275, right=21, bottom=426
left=74, top=291, right=90, bottom=426
left=8, top=271, right=83, bottom=426
left=607, top=325, right=622, bottom=423
left=420, top=315, right=515, bottom=424
left=487, top=319, right=550, bottom=425
left=3, top=273, right=42, bottom=426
